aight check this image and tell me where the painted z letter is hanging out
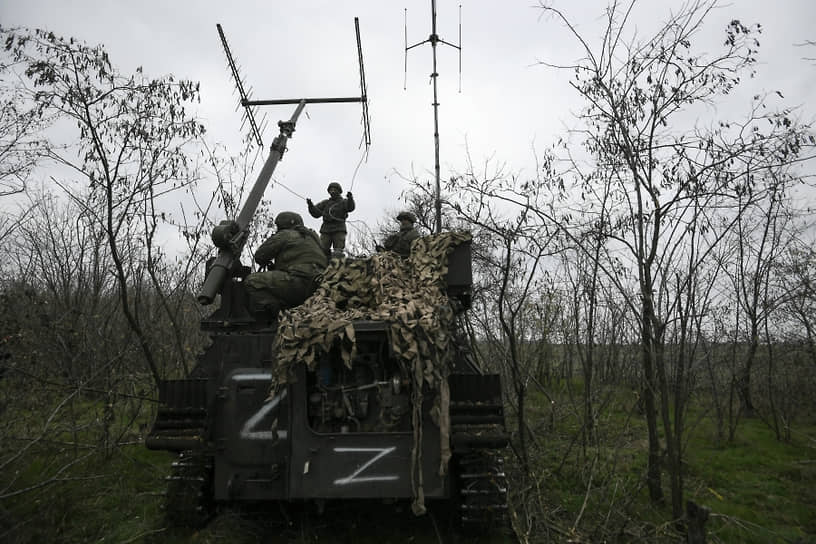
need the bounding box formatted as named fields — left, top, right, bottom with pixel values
left=333, top=446, right=398, bottom=485
left=240, top=390, right=285, bottom=441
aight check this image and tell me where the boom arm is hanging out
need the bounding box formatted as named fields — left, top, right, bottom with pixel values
left=197, top=101, right=307, bottom=305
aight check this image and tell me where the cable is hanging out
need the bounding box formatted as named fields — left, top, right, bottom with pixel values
left=348, top=144, right=368, bottom=192
left=271, top=177, right=307, bottom=201
left=349, top=103, right=371, bottom=191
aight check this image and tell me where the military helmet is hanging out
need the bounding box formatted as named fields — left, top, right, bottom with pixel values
left=275, top=211, right=304, bottom=229
left=327, top=181, right=343, bottom=193
left=396, top=211, right=416, bottom=223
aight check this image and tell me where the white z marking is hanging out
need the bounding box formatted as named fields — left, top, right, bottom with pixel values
left=240, top=390, right=286, bottom=441
left=333, top=446, right=398, bottom=485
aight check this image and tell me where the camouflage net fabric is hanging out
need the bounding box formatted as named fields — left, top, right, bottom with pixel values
left=271, top=230, right=471, bottom=515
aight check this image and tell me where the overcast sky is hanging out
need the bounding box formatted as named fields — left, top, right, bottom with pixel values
left=3, top=0, right=815, bottom=247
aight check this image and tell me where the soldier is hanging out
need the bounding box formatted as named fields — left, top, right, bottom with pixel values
left=382, top=211, right=420, bottom=257
left=244, top=211, right=328, bottom=316
left=307, top=181, right=355, bottom=257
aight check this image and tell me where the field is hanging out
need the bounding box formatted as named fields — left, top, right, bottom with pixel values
left=2, top=381, right=814, bottom=543
left=518, top=383, right=816, bottom=543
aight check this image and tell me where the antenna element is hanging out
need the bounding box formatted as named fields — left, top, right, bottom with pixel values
left=200, top=21, right=371, bottom=305
left=217, top=23, right=266, bottom=147
left=405, top=1, right=462, bottom=234
left=218, top=21, right=370, bottom=151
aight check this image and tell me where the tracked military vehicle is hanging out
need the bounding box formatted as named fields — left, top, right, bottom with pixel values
left=146, top=40, right=508, bottom=528
left=146, top=237, right=508, bottom=530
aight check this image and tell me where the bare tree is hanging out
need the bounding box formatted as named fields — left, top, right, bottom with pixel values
left=779, top=241, right=816, bottom=367
left=0, top=191, right=148, bottom=516
left=442, top=157, right=562, bottom=469
left=725, top=172, right=798, bottom=421
left=4, top=27, right=206, bottom=386
left=0, top=25, right=55, bottom=248
left=528, top=0, right=812, bottom=520
left=0, top=29, right=51, bottom=197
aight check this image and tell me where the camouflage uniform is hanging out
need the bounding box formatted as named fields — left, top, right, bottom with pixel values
left=245, top=212, right=328, bottom=315
left=383, top=211, right=420, bottom=257
left=307, top=181, right=355, bottom=255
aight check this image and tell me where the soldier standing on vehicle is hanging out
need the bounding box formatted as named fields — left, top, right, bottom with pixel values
left=244, top=211, right=328, bottom=316
left=307, top=181, right=355, bottom=257
left=381, top=211, right=420, bottom=257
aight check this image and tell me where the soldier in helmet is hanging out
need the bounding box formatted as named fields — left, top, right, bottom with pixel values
left=244, top=211, right=328, bottom=316
left=381, top=211, right=420, bottom=257
left=307, top=181, right=355, bottom=257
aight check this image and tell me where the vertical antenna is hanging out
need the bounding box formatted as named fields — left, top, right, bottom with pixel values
left=405, top=0, right=462, bottom=234
left=354, top=17, right=371, bottom=147
left=458, top=5, right=462, bottom=93
left=404, top=9, right=409, bottom=91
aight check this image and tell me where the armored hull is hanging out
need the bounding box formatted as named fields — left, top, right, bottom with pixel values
left=147, top=238, right=508, bottom=530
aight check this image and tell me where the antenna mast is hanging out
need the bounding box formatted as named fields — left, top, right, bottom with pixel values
left=199, top=20, right=371, bottom=305
left=405, top=1, right=461, bottom=234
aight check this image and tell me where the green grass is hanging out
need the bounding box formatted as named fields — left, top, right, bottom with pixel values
left=523, top=382, right=816, bottom=543
left=3, top=382, right=814, bottom=543
left=685, top=418, right=816, bottom=543
left=2, top=439, right=511, bottom=543
left=0, top=444, right=174, bottom=543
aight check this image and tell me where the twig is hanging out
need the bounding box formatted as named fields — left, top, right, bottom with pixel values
left=427, top=511, right=443, bottom=544
left=0, top=452, right=100, bottom=500
left=572, top=452, right=598, bottom=530
left=709, top=512, right=786, bottom=539
left=119, top=527, right=166, bottom=544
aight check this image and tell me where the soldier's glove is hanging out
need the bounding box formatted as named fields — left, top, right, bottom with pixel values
left=306, top=198, right=313, bottom=206
left=346, top=192, right=353, bottom=199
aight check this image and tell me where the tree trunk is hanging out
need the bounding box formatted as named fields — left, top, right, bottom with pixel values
left=641, top=341, right=664, bottom=504
left=641, top=290, right=664, bottom=505
left=739, top=326, right=758, bottom=418
left=686, top=500, right=709, bottom=544
left=655, top=333, right=683, bottom=520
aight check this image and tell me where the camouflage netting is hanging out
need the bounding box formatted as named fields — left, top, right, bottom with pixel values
left=270, top=230, right=472, bottom=515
